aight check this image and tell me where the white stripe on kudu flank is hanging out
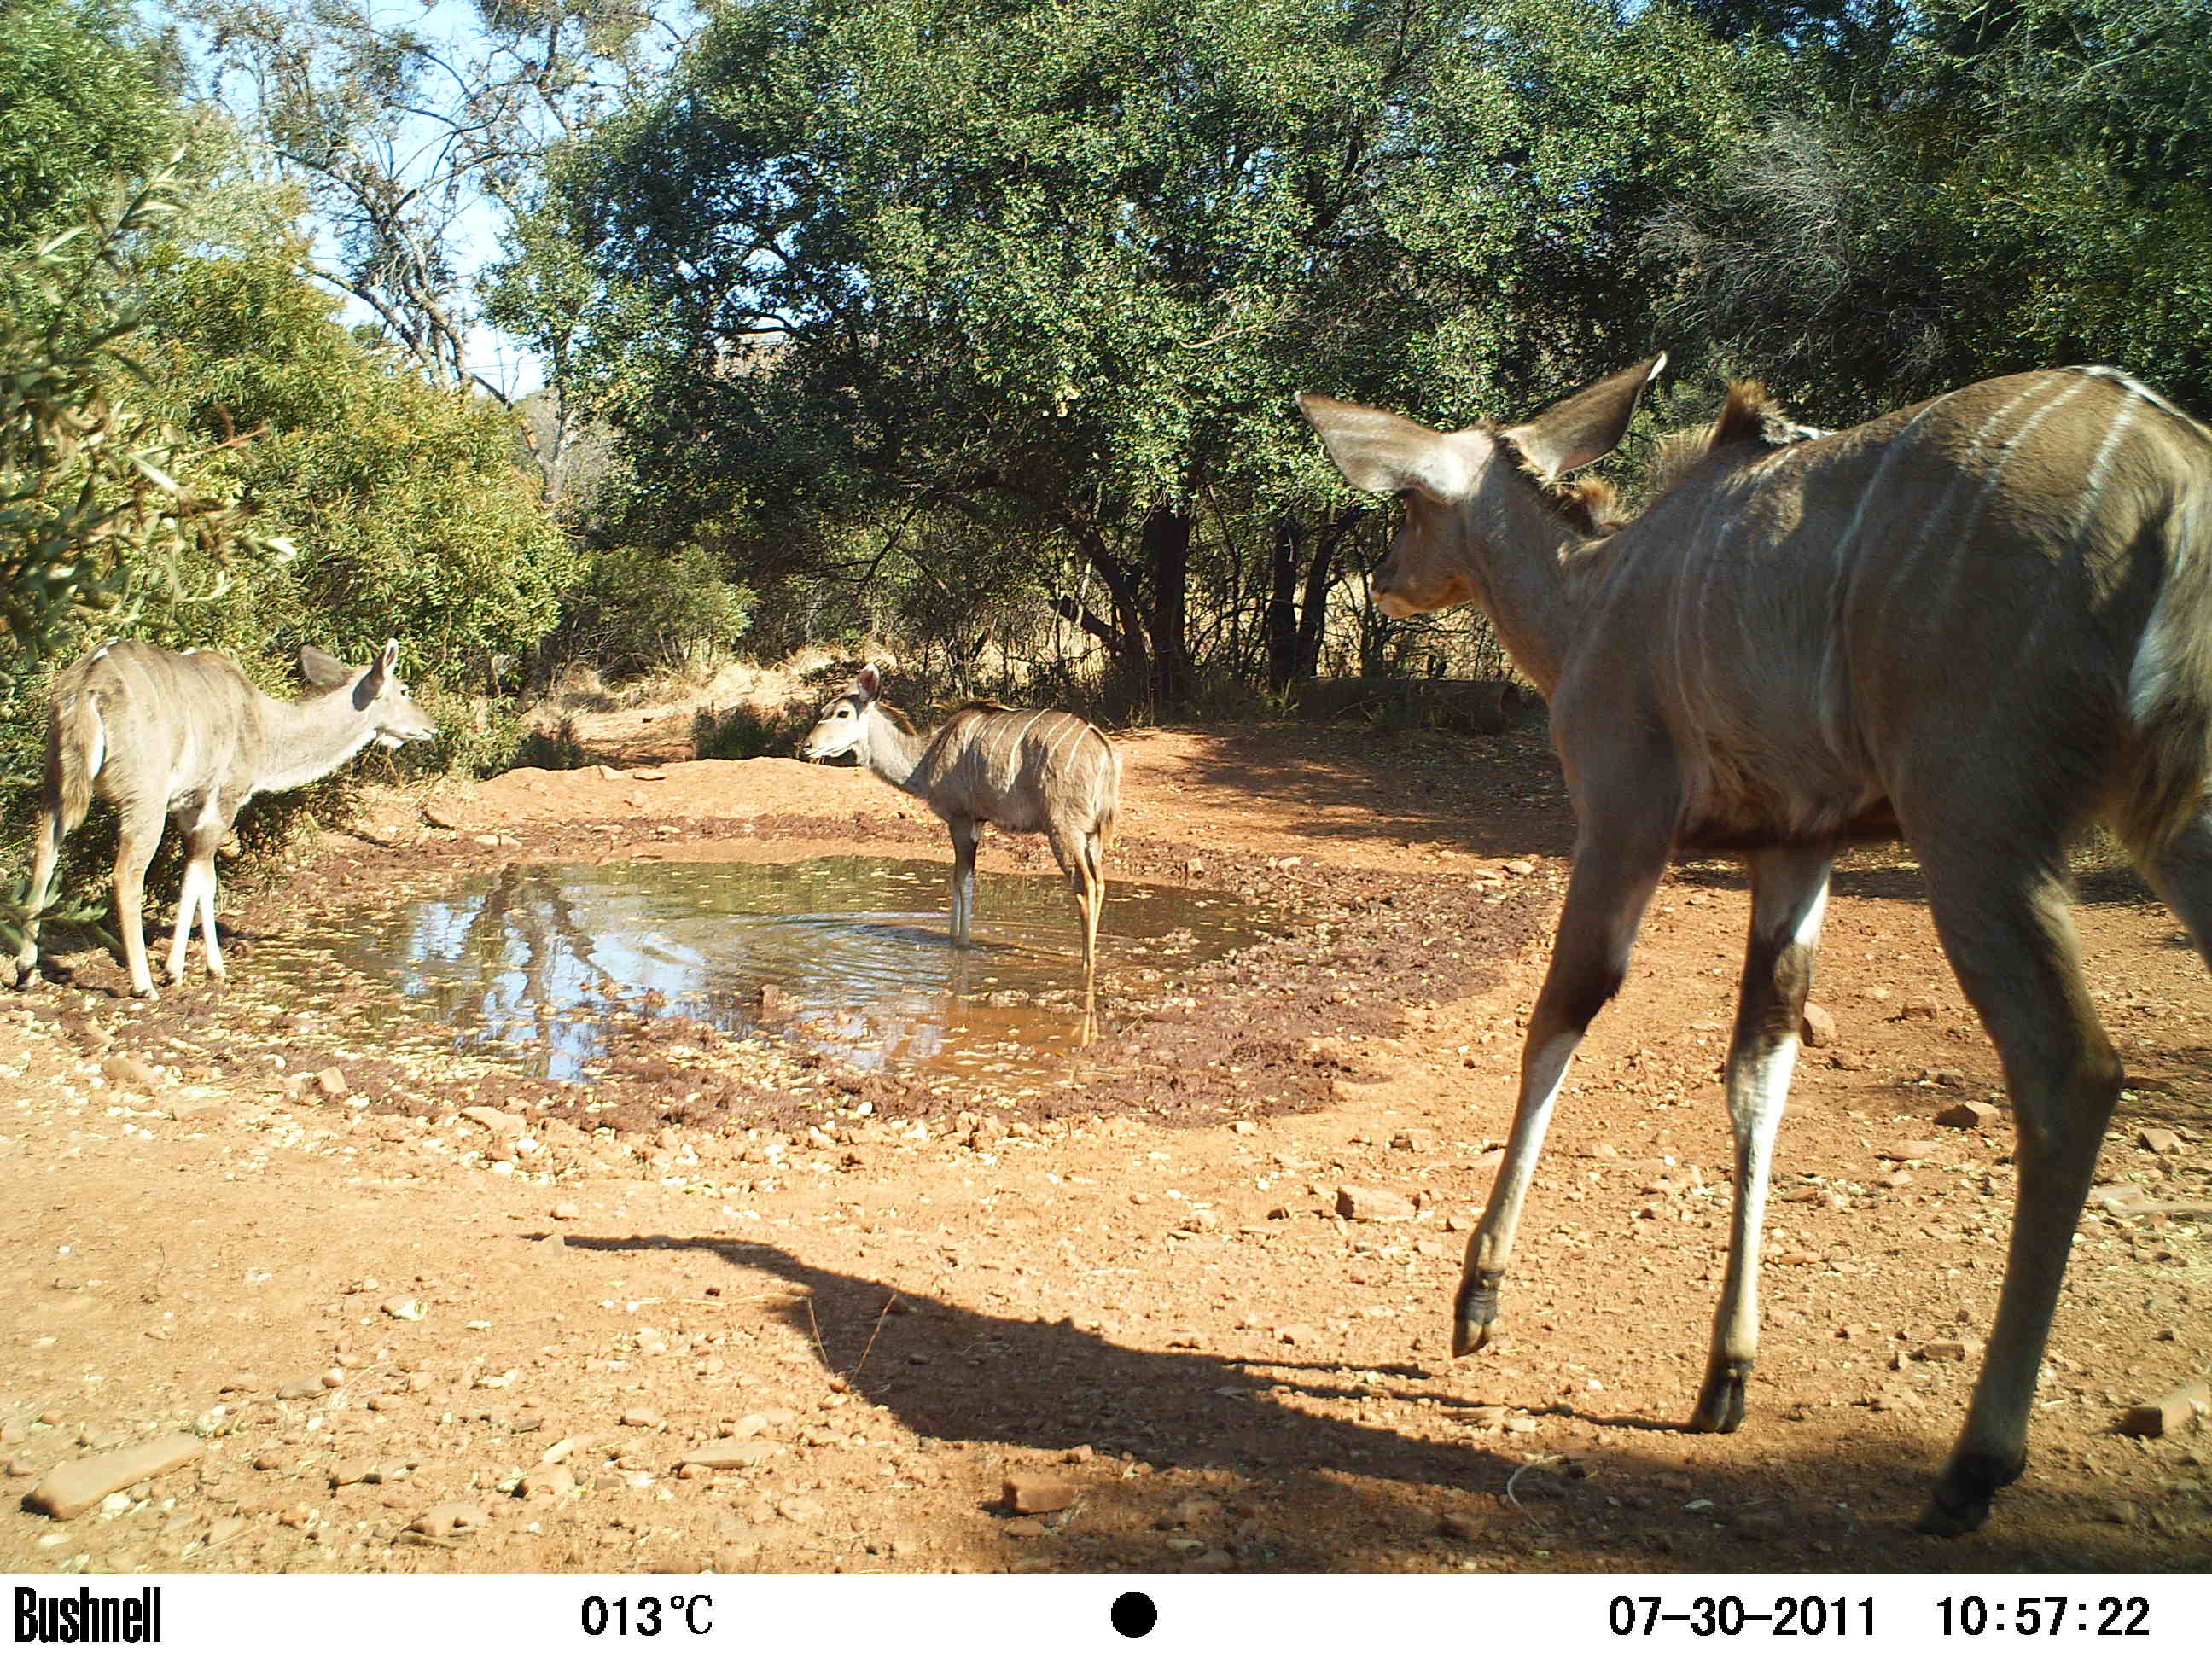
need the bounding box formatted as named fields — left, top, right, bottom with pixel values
left=1963, top=376, right=2093, bottom=530
left=2076, top=395, right=2143, bottom=541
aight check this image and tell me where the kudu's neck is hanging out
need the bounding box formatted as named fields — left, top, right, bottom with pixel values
left=857, top=707, right=934, bottom=797
left=1460, top=477, right=1595, bottom=697
left=252, top=684, right=384, bottom=795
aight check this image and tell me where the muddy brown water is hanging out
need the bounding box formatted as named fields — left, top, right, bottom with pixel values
left=248, top=855, right=1278, bottom=1084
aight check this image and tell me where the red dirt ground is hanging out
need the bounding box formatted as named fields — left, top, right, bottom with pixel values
left=0, top=715, right=2204, bottom=1575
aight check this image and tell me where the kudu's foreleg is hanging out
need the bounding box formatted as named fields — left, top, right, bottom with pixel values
left=1455, top=827, right=1671, bottom=1356
left=1690, top=843, right=1833, bottom=1434
left=946, top=817, right=979, bottom=947
left=8, top=801, right=65, bottom=988
left=1915, top=843, right=2118, bottom=1536
left=164, top=809, right=227, bottom=986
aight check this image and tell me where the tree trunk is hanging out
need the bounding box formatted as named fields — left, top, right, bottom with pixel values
left=1295, top=508, right=1363, bottom=681
left=1266, top=517, right=1302, bottom=691
left=1143, top=504, right=1193, bottom=709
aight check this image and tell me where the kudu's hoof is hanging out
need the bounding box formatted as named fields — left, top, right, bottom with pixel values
left=1688, top=1366, right=1749, bottom=1434
left=1915, top=1450, right=2022, bottom=1537
left=1451, top=1269, right=1506, bottom=1357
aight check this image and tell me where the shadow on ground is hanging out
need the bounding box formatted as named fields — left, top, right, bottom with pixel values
left=563, top=1235, right=2198, bottom=1574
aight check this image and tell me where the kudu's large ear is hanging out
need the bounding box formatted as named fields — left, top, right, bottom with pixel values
left=853, top=664, right=882, bottom=702
left=1504, top=352, right=1668, bottom=478
left=300, top=645, right=352, bottom=688
left=375, top=639, right=400, bottom=678
left=1296, top=393, right=1476, bottom=500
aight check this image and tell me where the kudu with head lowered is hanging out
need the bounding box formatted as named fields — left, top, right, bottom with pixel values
left=1301, top=358, right=2212, bottom=1534
left=800, top=666, right=1121, bottom=973
left=8, top=638, right=437, bottom=998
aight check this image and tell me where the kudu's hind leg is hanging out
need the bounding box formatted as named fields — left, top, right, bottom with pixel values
left=1690, top=843, right=1833, bottom=1433
left=1455, top=826, right=1671, bottom=1356
left=1915, top=840, right=2119, bottom=1535
left=947, top=817, right=979, bottom=947
left=8, top=803, right=64, bottom=988
left=111, top=802, right=165, bottom=998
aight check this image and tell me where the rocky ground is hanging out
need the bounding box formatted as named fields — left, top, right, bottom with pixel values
left=0, top=715, right=2205, bottom=1575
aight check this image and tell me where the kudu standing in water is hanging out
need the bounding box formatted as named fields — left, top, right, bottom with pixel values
left=1301, top=358, right=2212, bottom=1534
left=800, top=666, right=1121, bottom=974
left=8, top=639, right=438, bottom=998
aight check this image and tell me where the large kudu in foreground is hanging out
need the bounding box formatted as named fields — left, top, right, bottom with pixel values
left=800, top=666, right=1121, bottom=974
left=8, top=639, right=437, bottom=998
left=1301, top=358, right=2212, bottom=1534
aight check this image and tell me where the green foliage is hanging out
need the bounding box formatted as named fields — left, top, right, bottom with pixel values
left=0, top=0, right=186, bottom=242
left=554, top=542, right=751, bottom=681
left=1650, top=0, right=2212, bottom=418
left=691, top=702, right=795, bottom=761
left=531, top=0, right=1778, bottom=707
left=514, top=716, right=589, bottom=771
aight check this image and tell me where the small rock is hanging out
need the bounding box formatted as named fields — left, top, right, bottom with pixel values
left=2117, top=1379, right=2211, bottom=1438
left=329, top=1458, right=376, bottom=1487
left=684, top=1440, right=772, bottom=1470
left=315, top=1067, right=350, bottom=1101
left=551, top=1202, right=581, bottom=1221
left=1004, top=1474, right=1080, bottom=1515
left=2098, top=1500, right=2138, bottom=1527
left=100, top=1055, right=161, bottom=1091
left=380, top=1297, right=428, bottom=1322
left=1002, top=1517, right=1048, bottom=1539
left=25, top=1434, right=203, bottom=1521
left=276, top=1376, right=324, bottom=1400
left=1897, top=997, right=1940, bottom=1021
left=2089, top=1183, right=2147, bottom=1214
left=462, top=1105, right=526, bottom=1137
left=410, top=1502, right=488, bottom=1539
left=1936, top=1101, right=2001, bottom=1131
left=1505, top=859, right=1534, bottom=876
left=2139, top=1127, right=2184, bottom=1155
left=519, top=1465, right=577, bottom=1499
left=1335, top=1185, right=1415, bottom=1223
left=4, top=1455, right=32, bottom=1477
left=1799, top=1004, right=1837, bottom=1048
left=777, top=1496, right=824, bottom=1522
left=1915, top=1339, right=1982, bottom=1364
left=1883, top=1140, right=1941, bottom=1161
left=620, top=1411, right=663, bottom=1429
left=1439, top=1511, right=1491, bottom=1540
left=1275, top=1324, right=1319, bottom=1348
left=1389, top=1130, right=1430, bottom=1154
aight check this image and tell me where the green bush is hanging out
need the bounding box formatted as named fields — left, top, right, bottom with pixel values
left=691, top=702, right=795, bottom=760
left=560, top=544, right=751, bottom=682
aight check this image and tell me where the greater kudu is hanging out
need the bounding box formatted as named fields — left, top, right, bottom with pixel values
left=1301, top=358, right=2212, bottom=1534
left=800, top=666, right=1121, bottom=974
left=8, top=639, right=437, bottom=998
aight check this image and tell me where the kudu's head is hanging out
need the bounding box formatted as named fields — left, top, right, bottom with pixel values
left=300, top=640, right=439, bottom=747
left=800, top=664, right=883, bottom=762
left=1297, top=354, right=1666, bottom=617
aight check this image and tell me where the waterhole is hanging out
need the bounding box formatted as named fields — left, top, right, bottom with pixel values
left=252, top=855, right=1277, bottom=1083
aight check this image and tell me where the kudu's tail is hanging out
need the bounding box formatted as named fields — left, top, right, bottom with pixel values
left=1092, top=728, right=1122, bottom=850
left=2119, top=473, right=2212, bottom=854
left=48, top=687, right=105, bottom=835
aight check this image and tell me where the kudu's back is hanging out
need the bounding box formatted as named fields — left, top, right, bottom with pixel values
left=1575, top=367, right=2212, bottom=853
left=917, top=705, right=1119, bottom=840
left=46, top=642, right=265, bottom=830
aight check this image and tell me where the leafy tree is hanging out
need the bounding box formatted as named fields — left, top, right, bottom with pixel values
left=531, top=0, right=1778, bottom=706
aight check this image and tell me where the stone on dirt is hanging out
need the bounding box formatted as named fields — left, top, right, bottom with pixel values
left=26, top=1433, right=203, bottom=1521
left=2138, top=1126, right=2185, bottom=1155
left=1335, top=1185, right=1415, bottom=1222
left=1936, top=1101, right=2001, bottom=1131
left=314, top=1068, right=350, bottom=1101
left=684, top=1440, right=773, bottom=1471
left=410, top=1502, right=488, bottom=1539
left=100, top=1055, right=161, bottom=1091
left=1798, top=1004, right=1837, bottom=1048
left=1439, top=1511, right=1492, bottom=1540
left=1004, top=1475, right=1080, bottom=1515
left=519, top=1465, right=577, bottom=1499
left=2116, top=1378, right=2211, bottom=1439
left=1883, top=1140, right=1941, bottom=1161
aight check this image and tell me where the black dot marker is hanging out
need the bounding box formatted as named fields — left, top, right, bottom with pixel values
left=1110, top=1591, right=1158, bottom=1638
